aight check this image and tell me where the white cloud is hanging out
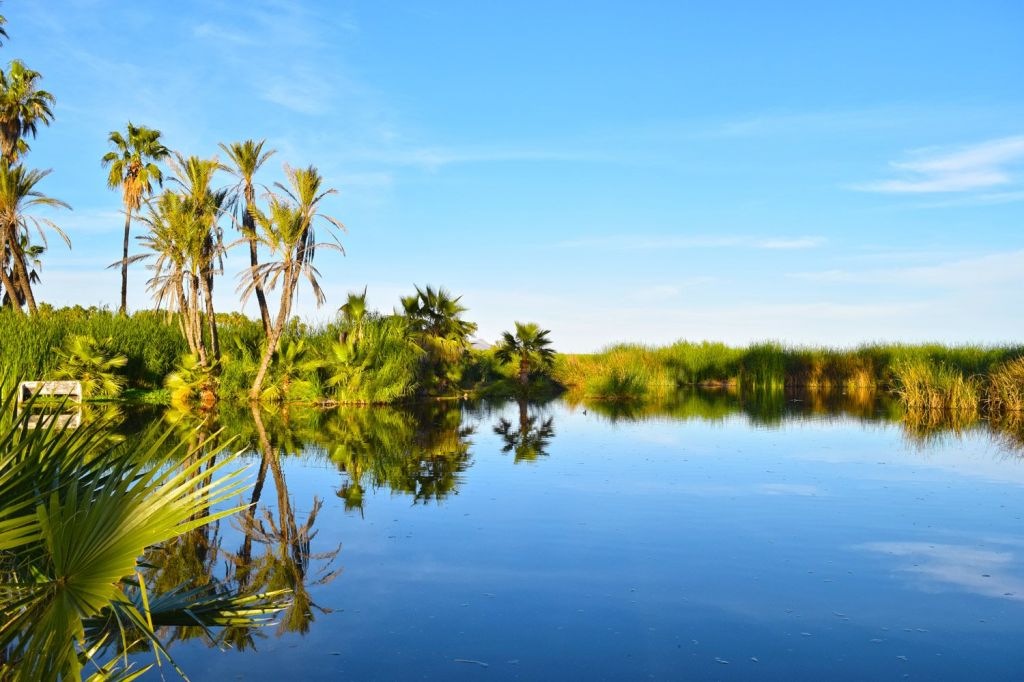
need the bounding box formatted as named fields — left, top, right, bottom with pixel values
left=853, top=135, right=1024, bottom=194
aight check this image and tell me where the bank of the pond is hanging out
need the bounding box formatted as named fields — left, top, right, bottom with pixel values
left=7, top=308, right=1024, bottom=414
left=554, top=341, right=1024, bottom=413
left=0, top=306, right=558, bottom=407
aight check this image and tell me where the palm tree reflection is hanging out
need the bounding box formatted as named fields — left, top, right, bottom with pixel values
left=494, top=398, right=556, bottom=463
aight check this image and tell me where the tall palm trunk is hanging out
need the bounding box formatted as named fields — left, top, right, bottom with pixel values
left=119, top=207, right=132, bottom=315
left=175, top=278, right=198, bottom=355
left=8, top=238, right=36, bottom=314
left=200, top=269, right=220, bottom=362
left=190, top=273, right=207, bottom=366
left=244, top=191, right=272, bottom=336
left=250, top=266, right=295, bottom=400
left=519, top=353, right=530, bottom=386
left=0, top=238, right=22, bottom=315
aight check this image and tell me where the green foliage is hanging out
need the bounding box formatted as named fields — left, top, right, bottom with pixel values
left=52, top=334, right=128, bottom=398
left=554, top=340, right=1024, bottom=410
left=165, top=354, right=219, bottom=410
left=0, top=307, right=187, bottom=391
left=325, top=314, right=422, bottom=404
left=401, top=285, right=477, bottom=393
left=987, top=357, right=1024, bottom=414
left=494, top=321, right=556, bottom=386
left=0, top=389, right=288, bottom=680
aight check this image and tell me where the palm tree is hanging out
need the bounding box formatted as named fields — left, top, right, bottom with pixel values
left=401, top=285, right=477, bottom=392
left=170, top=153, right=229, bottom=363
left=133, top=191, right=209, bottom=362
left=0, top=164, right=70, bottom=314
left=339, top=286, right=367, bottom=345
left=495, top=321, right=556, bottom=386
left=102, top=122, right=169, bottom=315
left=244, top=177, right=343, bottom=399
left=220, top=139, right=275, bottom=335
left=0, top=60, right=54, bottom=163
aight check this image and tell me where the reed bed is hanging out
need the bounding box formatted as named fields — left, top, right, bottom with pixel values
left=554, top=340, right=1024, bottom=413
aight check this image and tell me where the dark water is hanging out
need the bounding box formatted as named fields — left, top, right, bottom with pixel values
left=139, top=393, right=1024, bottom=680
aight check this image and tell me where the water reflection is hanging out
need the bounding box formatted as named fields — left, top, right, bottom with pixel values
left=51, top=389, right=1024, bottom=677
left=494, top=398, right=556, bottom=463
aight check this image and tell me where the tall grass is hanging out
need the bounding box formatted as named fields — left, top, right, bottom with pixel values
left=889, top=359, right=981, bottom=412
left=554, top=339, right=1024, bottom=411
left=0, top=307, right=188, bottom=389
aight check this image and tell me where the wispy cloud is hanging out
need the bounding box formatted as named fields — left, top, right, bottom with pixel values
left=790, top=249, right=1024, bottom=288
left=260, top=70, right=335, bottom=115
left=192, top=21, right=256, bottom=46
left=852, top=135, right=1024, bottom=194
left=627, top=278, right=718, bottom=302
left=557, top=234, right=825, bottom=250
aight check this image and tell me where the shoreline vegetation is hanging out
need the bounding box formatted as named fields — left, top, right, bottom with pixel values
left=4, top=306, right=1024, bottom=418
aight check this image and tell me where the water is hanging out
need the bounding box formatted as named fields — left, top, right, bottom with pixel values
left=139, top=393, right=1024, bottom=679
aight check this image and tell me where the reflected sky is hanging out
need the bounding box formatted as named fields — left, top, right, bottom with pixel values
left=140, top=394, right=1024, bottom=680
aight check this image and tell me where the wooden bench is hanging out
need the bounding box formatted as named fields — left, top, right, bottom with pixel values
left=17, top=381, right=84, bottom=429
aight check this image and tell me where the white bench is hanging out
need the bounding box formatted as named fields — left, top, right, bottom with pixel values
left=17, top=381, right=84, bottom=429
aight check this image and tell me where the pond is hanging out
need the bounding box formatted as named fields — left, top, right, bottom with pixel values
left=130, top=391, right=1024, bottom=679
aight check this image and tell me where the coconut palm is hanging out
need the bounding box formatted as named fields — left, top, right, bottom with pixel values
left=495, top=321, right=556, bottom=386
left=101, top=122, right=169, bottom=315
left=244, top=183, right=343, bottom=399
left=0, top=388, right=289, bottom=680
left=220, top=139, right=275, bottom=335
left=0, top=60, right=54, bottom=163
left=0, top=164, right=70, bottom=314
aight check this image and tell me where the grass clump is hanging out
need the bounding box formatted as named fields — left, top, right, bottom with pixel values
left=890, top=358, right=981, bottom=412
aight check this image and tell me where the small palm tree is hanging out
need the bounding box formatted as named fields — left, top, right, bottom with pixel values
left=102, top=122, right=169, bottom=315
left=165, top=353, right=220, bottom=411
left=0, top=60, right=55, bottom=163
left=401, top=285, right=477, bottom=393
left=339, top=286, right=368, bottom=345
left=495, top=321, right=556, bottom=386
left=53, top=334, right=128, bottom=398
left=220, top=139, right=275, bottom=335
left=0, top=164, right=70, bottom=314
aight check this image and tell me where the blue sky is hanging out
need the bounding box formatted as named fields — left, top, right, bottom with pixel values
left=7, top=0, right=1024, bottom=351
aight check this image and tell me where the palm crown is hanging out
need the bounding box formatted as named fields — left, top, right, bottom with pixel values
left=0, top=60, right=55, bottom=163
left=495, top=321, right=556, bottom=386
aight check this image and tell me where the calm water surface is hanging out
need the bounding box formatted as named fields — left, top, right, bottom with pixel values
left=143, top=394, right=1024, bottom=680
